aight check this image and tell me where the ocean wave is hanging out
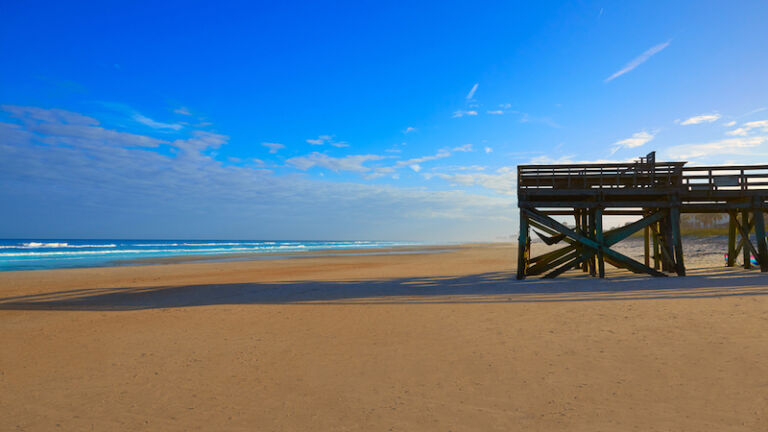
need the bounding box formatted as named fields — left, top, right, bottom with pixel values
left=0, top=242, right=119, bottom=249
left=0, top=241, right=420, bottom=265
left=0, top=245, right=316, bottom=258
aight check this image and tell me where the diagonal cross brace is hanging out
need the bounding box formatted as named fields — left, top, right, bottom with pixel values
left=522, top=208, right=667, bottom=277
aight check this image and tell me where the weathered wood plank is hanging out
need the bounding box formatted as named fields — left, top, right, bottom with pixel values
left=727, top=211, right=737, bottom=267
left=753, top=206, right=768, bottom=272
left=670, top=207, right=686, bottom=276
left=516, top=213, right=529, bottom=280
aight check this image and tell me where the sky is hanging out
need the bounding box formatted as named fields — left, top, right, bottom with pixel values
left=1, top=1, right=768, bottom=241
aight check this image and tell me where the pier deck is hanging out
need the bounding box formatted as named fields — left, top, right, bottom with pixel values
left=516, top=153, right=768, bottom=279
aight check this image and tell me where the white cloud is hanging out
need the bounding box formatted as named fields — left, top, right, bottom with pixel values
left=499, top=103, right=512, bottom=109
left=451, top=144, right=473, bottom=152
left=364, top=145, right=474, bottom=179
left=306, top=135, right=349, bottom=147
left=426, top=166, right=517, bottom=195
left=2, top=104, right=167, bottom=148
left=666, top=136, right=768, bottom=159
left=466, top=83, right=478, bottom=100
left=487, top=110, right=503, bottom=115
left=403, top=127, right=416, bottom=134
left=132, top=113, right=183, bottom=131
left=680, top=113, right=721, bottom=125
left=727, top=128, right=749, bottom=136
left=605, top=40, right=671, bottom=82
left=453, top=110, right=478, bottom=118
left=484, top=146, right=493, bottom=154
left=287, top=152, right=385, bottom=173
left=724, top=121, right=737, bottom=127
left=262, top=142, right=285, bottom=153
left=174, top=107, right=192, bottom=116
left=2, top=105, right=99, bottom=126
left=611, top=130, right=656, bottom=154
left=726, top=120, right=768, bottom=136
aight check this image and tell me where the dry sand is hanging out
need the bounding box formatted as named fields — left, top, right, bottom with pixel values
left=1, top=243, right=768, bottom=431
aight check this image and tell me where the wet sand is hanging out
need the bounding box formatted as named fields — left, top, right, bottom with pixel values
left=2, top=243, right=768, bottom=431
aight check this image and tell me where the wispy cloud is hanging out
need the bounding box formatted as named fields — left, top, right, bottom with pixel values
left=605, top=40, right=671, bottom=82
left=306, top=134, right=348, bottom=147
left=519, top=113, right=561, bottom=128
left=487, top=110, right=504, bottom=115
left=133, top=113, right=184, bottom=131
left=610, top=130, right=656, bottom=154
left=680, top=113, right=721, bottom=125
left=466, top=83, right=478, bottom=100
left=453, top=110, right=478, bottom=118
left=403, top=126, right=416, bottom=134
left=726, top=120, right=768, bottom=136
left=174, top=107, right=192, bottom=116
left=484, top=146, right=493, bottom=154
left=666, top=136, right=768, bottom=159
left=425, top=166, right=517, bottom=195
left=262, top=142, right=285, bottom=153
left=365, top=145, right=474, bottom=179
left=287, top=152, right=385, bottom=173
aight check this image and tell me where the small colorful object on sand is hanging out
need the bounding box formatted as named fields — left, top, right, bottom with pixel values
left=723, top=253, right=759, bottom=266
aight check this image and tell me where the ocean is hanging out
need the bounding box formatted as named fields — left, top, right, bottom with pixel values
left=0, top=239, right=419, bottom=272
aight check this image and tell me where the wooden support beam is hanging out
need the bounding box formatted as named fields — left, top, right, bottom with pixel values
left=753, top=204, right=768, bottom=272
left=734, top=213, right=758, bottom=268
left=529, top=218, right=566, bottom=238
left=604, top=210, right=665, bottom=246
left=670, top=206, right=686, bottom=276
left=531, top=229, right=567, bottom=246
left=523, top=208, right=666, bottom=277
left=643, top=218, right=650, bottom=267
left=727, top=210, right=737, bottom=267
left=530, top=250, right=581, bottom=276
left=581, top=209, right=589, bottom=273
left=543, top=255, right=585, bottom=279
left=661, top=215, right=674, bottom=272
left=596, top=207, right=605, bottom=278
left=516, top=212, right=529, bottom=280
left=650, top=223, right=675, bottom=271
left=743, top=210, right=751, bottom=269
left=653, top=221, right=661, bottom=270
left=589, top=209, right=597, bottom=277
left=530, top=244, right=576, bottom=265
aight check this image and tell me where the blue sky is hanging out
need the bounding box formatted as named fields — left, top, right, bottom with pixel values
left=2, top=1, right=768, bottom=241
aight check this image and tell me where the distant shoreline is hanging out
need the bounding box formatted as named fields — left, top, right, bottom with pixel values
left=111, top=244, right=460, bottom=266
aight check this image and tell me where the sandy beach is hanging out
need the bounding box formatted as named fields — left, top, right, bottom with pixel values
left=2, top=243, right=768, bottom=431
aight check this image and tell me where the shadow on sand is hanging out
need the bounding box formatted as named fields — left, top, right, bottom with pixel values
left=2, top=267, right=768, bottom=311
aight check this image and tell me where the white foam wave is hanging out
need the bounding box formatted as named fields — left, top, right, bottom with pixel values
left=0, top=241, right=418, bottom=260
left=0, top=242, right=119, bottom=249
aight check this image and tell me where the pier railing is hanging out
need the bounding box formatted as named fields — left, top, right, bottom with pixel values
left=681, top=165, right=768, bottom=192
left=518, top=162, right=685, bottom=192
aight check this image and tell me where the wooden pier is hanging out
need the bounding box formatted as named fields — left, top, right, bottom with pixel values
left=516, top=152, right=768, bottom=279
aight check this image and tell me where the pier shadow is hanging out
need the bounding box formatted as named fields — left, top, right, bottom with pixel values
left=3, top=267, right=768, bottom=311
